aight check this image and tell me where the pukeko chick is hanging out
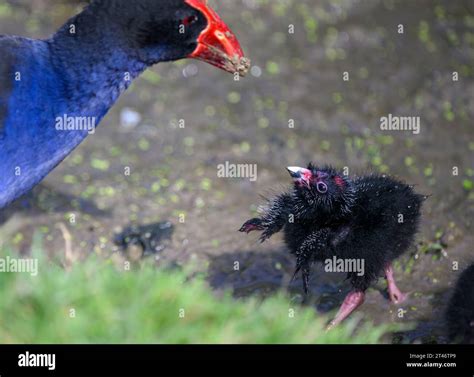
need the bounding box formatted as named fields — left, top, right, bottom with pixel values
left=445, top=263, right=474, bottom=344
left=0, top=0, right=249, bottom=209
left=240, top=164, right=424, bottom=327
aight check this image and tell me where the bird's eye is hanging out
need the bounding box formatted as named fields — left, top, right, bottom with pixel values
left=316, top=182, right=328, bottom=194
left=182, top=15, right=198, bottom=26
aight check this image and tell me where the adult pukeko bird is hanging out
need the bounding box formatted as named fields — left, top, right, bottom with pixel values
left=240, top=164, right=424, bottom=328
left=445, top=263, right=474, bottom=344
left=0, top=0, right=249, bottom=209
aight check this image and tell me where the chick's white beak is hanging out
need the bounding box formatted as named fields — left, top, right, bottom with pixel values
left=287, top=166, right=304, bottom=178
left=287, top=166, right=312, bottom=187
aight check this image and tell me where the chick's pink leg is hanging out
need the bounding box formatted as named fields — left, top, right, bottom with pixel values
left=327, top=290, right=365, bottom=330
left=385, top=263, right=408, bottom=304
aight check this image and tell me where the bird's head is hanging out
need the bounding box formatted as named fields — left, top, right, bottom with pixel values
left=287, top=164, right=355, bottom=216
left=96, top=0, right=250, bottom=75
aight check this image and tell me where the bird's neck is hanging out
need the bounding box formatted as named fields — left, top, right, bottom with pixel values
left=49, top=10, right=148, bottom=119
left=0, top=7, right=154, bottom=208
left=292, top=186, right=355, bottom=223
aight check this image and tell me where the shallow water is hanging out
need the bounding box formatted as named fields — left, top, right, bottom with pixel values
left=0, top=0, right=473, bottom=343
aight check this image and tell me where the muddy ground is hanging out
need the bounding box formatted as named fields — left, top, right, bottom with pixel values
left=0, top=0, right=473, bottom=343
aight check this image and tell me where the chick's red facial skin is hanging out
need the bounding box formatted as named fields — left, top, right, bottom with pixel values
left=334, top=175, right=346, bottom=188
left=185, top=0, right=249, bottom=74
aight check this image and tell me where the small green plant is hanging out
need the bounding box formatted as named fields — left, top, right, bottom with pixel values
left=0, top=239, right=392, bottom=344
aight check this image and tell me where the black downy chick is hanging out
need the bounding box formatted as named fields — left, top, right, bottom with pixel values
left=445, top=264, right=474, bottom=344
left=239, top=164, right=424, bottom=327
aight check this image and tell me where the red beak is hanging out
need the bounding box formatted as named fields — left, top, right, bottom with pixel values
left=185, top=0, right=250, bottom=76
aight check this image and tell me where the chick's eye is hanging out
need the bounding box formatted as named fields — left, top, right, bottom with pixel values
left=316, top=182, right=328, bottom=194
left=182, top=15, right=198, bottom=26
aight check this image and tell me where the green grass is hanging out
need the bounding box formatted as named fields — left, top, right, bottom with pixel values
left=0, top=242, right=391, bottom=344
